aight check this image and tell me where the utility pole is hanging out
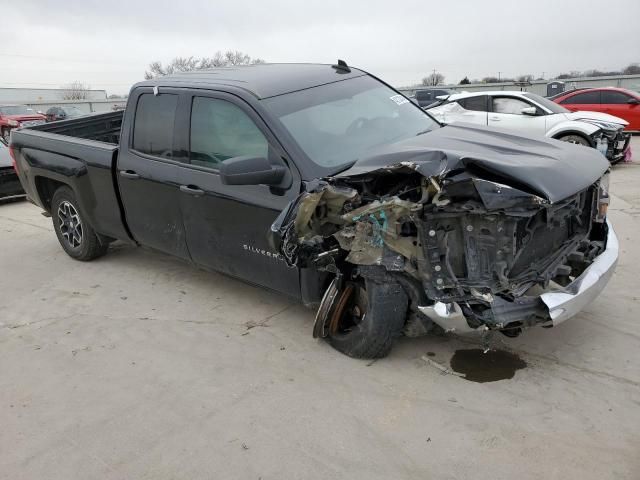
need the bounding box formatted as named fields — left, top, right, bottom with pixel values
left=498, top=71, right=501, bottom=81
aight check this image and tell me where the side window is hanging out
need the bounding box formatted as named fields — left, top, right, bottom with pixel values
left=560, top=91, right=601, bottom=105
left=132, top=93, right=178, bottom=158
left=601, top=91, right=631, bottom=105
left=492, top=97, right=531, bottom=115
left=459, top=96, right=487, bottom=112
left=189, top=97, right=269, bottom=169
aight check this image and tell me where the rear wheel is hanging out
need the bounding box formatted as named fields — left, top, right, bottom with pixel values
left=326, top=277, right=408, bottom=359
left=51, top=186, right=108, bottom=261
left=557, top=134, right=590, bottom=146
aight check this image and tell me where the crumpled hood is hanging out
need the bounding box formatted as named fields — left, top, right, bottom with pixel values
left=565, top=110, right=628, bottom=126
left=336, top=123, right=610, bottom=204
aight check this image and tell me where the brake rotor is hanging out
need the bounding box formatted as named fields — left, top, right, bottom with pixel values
left=312, top=277, right=341, bottom=338
left=328, top=284, right=355, bottom=335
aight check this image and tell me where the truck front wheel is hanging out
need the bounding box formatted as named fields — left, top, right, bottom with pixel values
left=51, top=186, right=108, bottom=261
left=326, top=277, right=408, bottom=359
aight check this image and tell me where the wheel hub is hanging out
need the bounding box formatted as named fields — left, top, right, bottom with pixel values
left=58, top=201, right=83, bottom=248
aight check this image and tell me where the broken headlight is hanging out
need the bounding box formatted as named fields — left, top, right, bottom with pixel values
left=595, top=173, right=610, bottom=223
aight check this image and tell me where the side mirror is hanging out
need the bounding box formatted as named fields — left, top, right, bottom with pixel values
left=220, top=156, right=286, bottom=186
left=628, top=98, right=640, bottom=105
left=521, top=106, right=538, bottom=116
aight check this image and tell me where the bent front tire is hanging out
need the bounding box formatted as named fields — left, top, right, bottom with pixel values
left=51, top=186, right=108, bottom=261
left=327, top=277, right=408, bottom=359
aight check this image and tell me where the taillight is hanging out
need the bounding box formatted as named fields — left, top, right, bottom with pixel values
left=8, top=145, right=18, bottom=173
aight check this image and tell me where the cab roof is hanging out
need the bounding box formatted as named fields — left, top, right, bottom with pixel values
left=135, top=63, right=367, bottom=99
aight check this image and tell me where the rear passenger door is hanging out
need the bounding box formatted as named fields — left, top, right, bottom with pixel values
left=117, top=88, right=189, bottom=259
left=175, top=91, right=301, bottom=298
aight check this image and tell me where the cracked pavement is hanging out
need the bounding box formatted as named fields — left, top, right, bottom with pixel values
left=1, top=137, right=639, bottom=479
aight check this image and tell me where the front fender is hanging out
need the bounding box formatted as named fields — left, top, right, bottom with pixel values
left=546, top=120, right=599, bottom=140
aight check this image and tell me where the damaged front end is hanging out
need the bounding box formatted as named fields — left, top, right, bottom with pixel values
left=270, top=155, right=617, bottom=338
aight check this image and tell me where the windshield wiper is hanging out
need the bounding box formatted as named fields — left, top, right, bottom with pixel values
left=415, top=128, right=432, bottom=136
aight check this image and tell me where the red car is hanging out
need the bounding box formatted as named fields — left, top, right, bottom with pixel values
left=552, top=87, right=640, bottom=131
left=0, top=105, right=46, bottom=142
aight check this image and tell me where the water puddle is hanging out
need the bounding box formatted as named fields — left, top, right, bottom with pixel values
left=450, top=349, right=527, bottom=383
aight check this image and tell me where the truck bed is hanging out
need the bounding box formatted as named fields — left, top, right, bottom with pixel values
left=11, top=111, right=131, bottom=244
left=30, top=110, right=123, bottom=145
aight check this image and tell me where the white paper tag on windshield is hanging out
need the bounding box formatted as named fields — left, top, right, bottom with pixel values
left=389, top=94, right=409, bottom=105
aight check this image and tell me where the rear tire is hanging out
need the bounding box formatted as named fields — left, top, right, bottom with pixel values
left=51, top=186, right=108, bottom=261
left=557, top=134, right=590, bottom=146
left=327, top=277, right=408, bottom=359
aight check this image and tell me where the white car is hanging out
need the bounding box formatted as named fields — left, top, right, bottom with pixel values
left=426, top=91, right=631, bottom=163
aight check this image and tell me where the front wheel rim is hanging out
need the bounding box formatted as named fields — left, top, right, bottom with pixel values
left=58, top=201, right=83, bottom=248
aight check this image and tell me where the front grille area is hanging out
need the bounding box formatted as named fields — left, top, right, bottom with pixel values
left=417, top=186, right=596, bottom=302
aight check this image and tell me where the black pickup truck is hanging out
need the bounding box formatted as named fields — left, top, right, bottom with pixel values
left=11, top=63, right=618, bottom=359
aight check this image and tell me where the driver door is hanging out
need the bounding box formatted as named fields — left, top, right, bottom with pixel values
left=488, top=96, right=547, bottom=136
left=175, top=92, right=301, bottom=298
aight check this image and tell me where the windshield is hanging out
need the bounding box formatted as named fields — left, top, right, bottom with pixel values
left=523, top=93, right=569, bottom=114
left=0, top=105, right=36, bottom=116
left=262, top=76, right=439, bottom=173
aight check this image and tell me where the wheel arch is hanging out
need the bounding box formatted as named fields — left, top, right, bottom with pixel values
left=550, top=130, right=595, bottom=147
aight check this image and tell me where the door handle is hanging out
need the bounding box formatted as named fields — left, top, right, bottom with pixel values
left=119, top=170, right=140, bottom=179
left=180, top=185, right=205, bottom=196
left=489, top=116, right=501, bottom=121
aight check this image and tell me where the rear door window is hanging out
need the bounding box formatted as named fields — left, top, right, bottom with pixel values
left=459, top=96, right=488, bottom=111
left=189, top=97, right=269, bottom=169
left=560, top=91, right=601, bottom=104
left=132, top=93, right=178, bottom=158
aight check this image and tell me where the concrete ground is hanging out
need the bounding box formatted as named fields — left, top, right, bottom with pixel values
left=1, top=138, right=639, bottom=480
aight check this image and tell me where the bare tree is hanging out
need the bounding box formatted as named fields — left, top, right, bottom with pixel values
left=516, top=74, right=534, bottom=82
left=623, top=63, right=640, bottom=75
left=422, top=71, right=445, bottom=86
left=61, top=81, right=91, bottom=100
left=422, top=70, right=444, bottom=87
left=145, top=51, right=265, bottom=79
left=459, top=76, right=471, bottom=85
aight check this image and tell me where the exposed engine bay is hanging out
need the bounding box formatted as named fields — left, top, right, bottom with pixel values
left=272, top=157, right=612, bottom=337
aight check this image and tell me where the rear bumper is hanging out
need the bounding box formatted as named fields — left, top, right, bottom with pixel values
left=419, top=220, right=618, bottom=332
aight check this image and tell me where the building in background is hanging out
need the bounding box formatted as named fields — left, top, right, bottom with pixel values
left=0, top=87, right=126, bottom=114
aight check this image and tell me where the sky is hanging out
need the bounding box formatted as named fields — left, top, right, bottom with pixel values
left=3, top=0, right=639, bottom=95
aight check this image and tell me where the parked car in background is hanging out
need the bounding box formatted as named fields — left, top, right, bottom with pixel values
left=427, top=90, right=631, bottom=164
left=0, top=105, right=46, bottom=142
left=551, top=87, right=640, bottom=131
left=0, top=138, right=24, bottom=200
left=45, top=105, right=87, bottom=122
left=10, top=63, right=617, bottom=359
left=414, top=88, right=455, bottom=107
